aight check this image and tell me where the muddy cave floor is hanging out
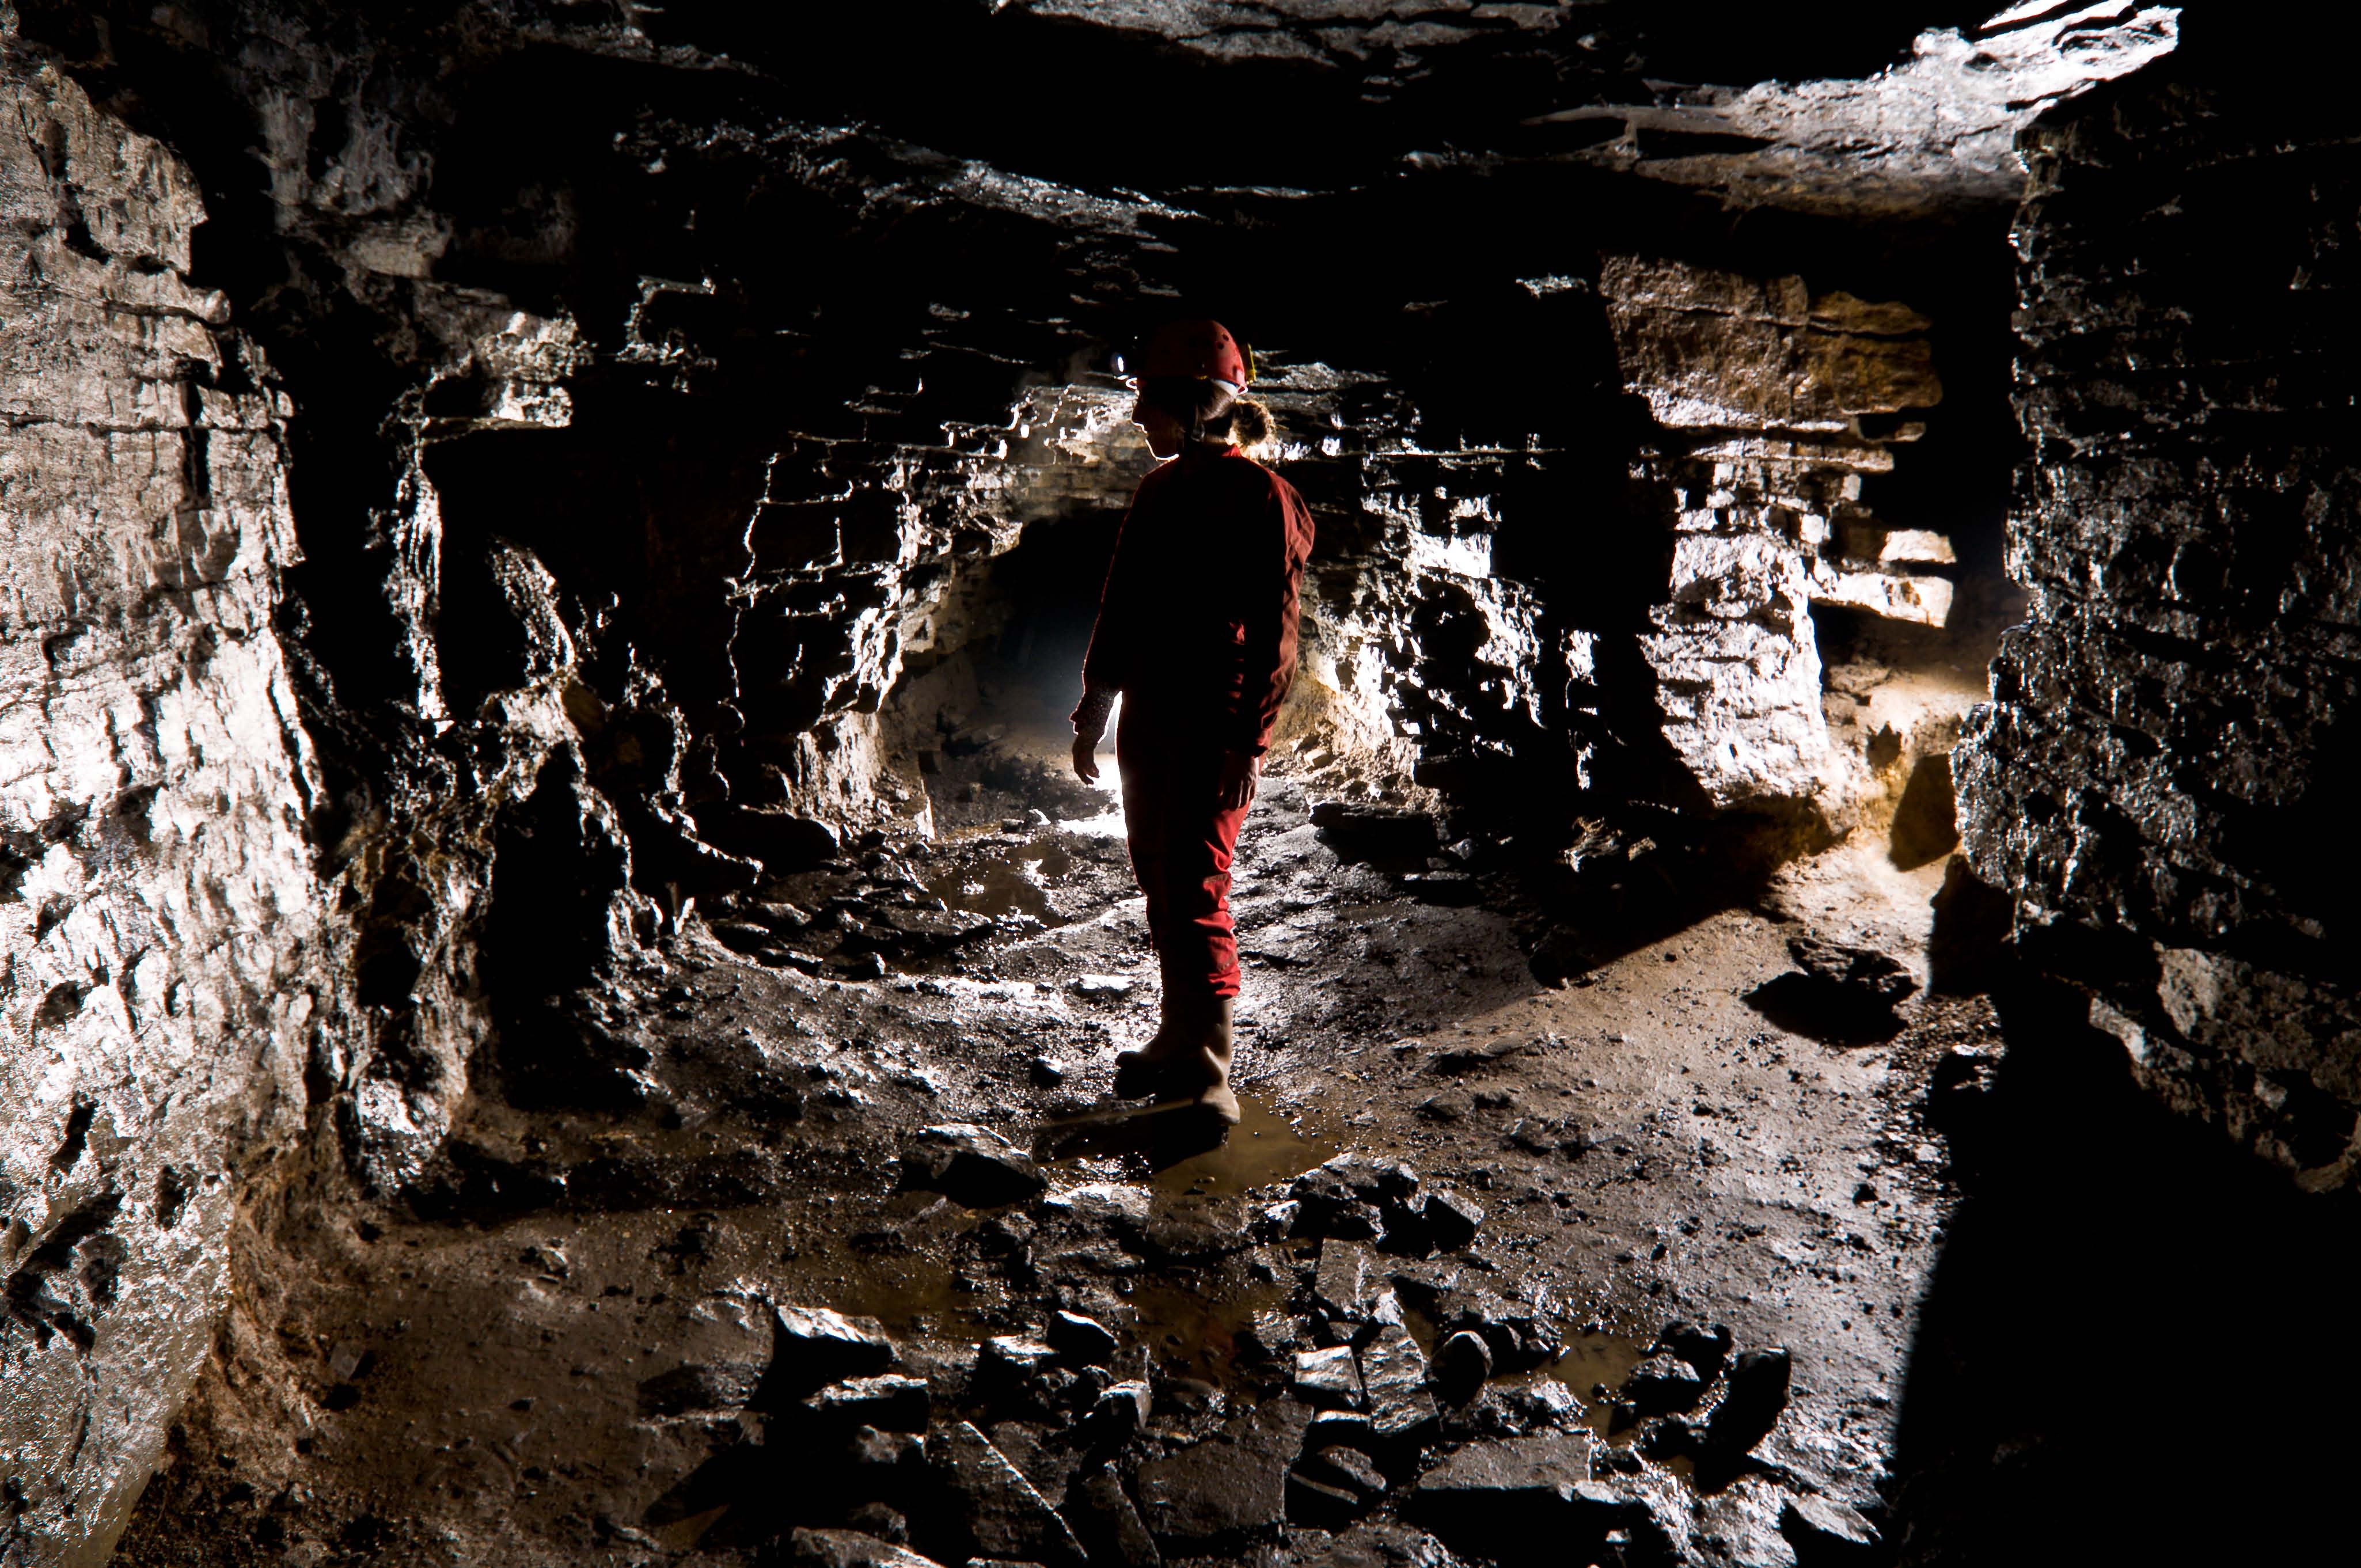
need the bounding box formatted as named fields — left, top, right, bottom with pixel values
left=124, top=713, right=2001, bottom=1568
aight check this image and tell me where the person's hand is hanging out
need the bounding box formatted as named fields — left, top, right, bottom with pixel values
left=1073, top=731, right=1102, bottom=784
left=1217, top=749, right=1259, bottom=811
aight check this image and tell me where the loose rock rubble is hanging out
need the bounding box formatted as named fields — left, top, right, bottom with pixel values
left=103, top=748, right=1963, bottom=1566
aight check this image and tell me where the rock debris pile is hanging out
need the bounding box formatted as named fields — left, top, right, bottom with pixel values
left=587, top=1174, right=1848, bottom=1568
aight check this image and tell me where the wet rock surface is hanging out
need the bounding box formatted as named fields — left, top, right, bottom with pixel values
left=96, top=730, right=1975, bottom=1565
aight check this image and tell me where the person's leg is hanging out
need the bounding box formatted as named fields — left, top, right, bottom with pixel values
left=1114, top=712, right=1193, bottom=1094
left=1153, top=776, right=1252, bottom=1122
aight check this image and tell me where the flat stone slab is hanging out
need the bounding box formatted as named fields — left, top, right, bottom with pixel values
left=1406, top=1433, right=1596, bottom=1559
left=902, top=1123, right=1047, bottom=1208
left=933, top=1419, right=1087, bottom=1568
left=1137, top=1397, right=1314, bottom=1550
left=788, top=1528, right=947, bottom=1568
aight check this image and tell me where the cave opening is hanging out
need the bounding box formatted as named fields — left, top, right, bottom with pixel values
left=6, top=3, right=2358, bottom=1566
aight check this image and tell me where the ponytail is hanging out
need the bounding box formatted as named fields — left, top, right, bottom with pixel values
left=1225, top=396, right=1275, bottom=449
left=1141, top=375, right=1278, bottom=450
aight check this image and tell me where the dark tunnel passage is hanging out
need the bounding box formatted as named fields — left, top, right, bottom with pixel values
left=5, top=5, right=2359, bottom=1568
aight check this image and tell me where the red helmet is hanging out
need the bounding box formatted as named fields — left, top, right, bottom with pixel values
left=1137, top=318, right=1251, bottom=392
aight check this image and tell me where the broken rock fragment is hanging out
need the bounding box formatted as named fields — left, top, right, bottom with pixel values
left=1357, top=1318, right=1438, bottom=1439
left=847, top=1502, right=910, bottom=1543
left=1406, top=1432, right=1595, bottom=1561
left=1705, top=1349, right=1794, bottom=1459
left=1624, top=1353, right=1708, bottom=1415
left=1786, top=935, right=1916, bottom=1005
left=1441, top=1289, right=1563, bottom=1372
left=1305, top=1409, right=1379, bottom=1453
left=1421, top=1190, right=1484, bottom=1253
left=1088, top=1379, right=1152, bottom=1441
left=1571, top=1475, right=1693, bottom=1565
left=1497, top=1377, right=1585, bottom=1434
left=973, top=1337, right=1062, bottom=1419
left=1293, top=1344, right=1366, bottom=1410
left=1285, top=1470, right=1367, bottom=1531
left=849, top=1425, right=928, bottom=1478
left=1433, top=1330, right=1492, bottom=1402
left=1694, top=1476, right=1803, bottom=1568
left=1135, top=1397, right=1312, bottom=1552
left=1747, top=935, right=1919, bottom=1045
left=1782, top=1493, right=1880, bottom=1560
left=1300, top=1445, right=1388, bottom=1503
left=1656, top=1320, right=1734, bottom=1380
left=788, top=1527, right=948, bottom=1568
left=1311, top=1239, right=1381, bottom=1326
left=767, top=1307, right=899, bottom=1400
left=1045, top=1310, right=1117, bottom=1366
left=1066, top=1464, right=1161, bottom=1568
left=1288, top=1443, right=1391, bottom=1532
left=1287, top=1521, right=1460, bottom=1568
left=803, top=1375, right=931, bottom=1432
left=902, top=1124, right=1047, bottom=1208
left=931, top=1421, right=1087, bottom=1568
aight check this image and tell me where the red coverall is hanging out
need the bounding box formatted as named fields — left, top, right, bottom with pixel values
left=1076, top=443, right=1317, bottom=1003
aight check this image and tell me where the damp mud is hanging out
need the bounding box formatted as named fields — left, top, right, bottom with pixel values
left=117, top=715, right=1992, bottom=1568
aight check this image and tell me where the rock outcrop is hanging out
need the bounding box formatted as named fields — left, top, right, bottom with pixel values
left=1603, top=256, right=1945, bottom=819
left=0, top=57, right=318, bottom=1562
left=1956, top=29, right=2361, bottom=1186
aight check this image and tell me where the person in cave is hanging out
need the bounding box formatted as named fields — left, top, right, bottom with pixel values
left=1069, top=318, right=1317, bottom=1126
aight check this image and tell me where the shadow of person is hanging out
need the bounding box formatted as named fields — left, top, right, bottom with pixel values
left=1885, top=979, right=2361, bottom=1565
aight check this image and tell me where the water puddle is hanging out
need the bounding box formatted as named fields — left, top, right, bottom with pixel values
left=1033, top=1089, right=1334, bottom=1191
left=1125, top=1270, right=1292, bottom=1392
left=1539, top=1330, right=1655, bottom=1440
left=1151, top=1094, right=1335, bottom=1197
left=927, top=836, right=1076, bottom=923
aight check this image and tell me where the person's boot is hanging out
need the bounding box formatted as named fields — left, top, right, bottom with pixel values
left=1160, top=994, right=1240, bottom=1126
left=1113, top=985, right=1192, bottom=1099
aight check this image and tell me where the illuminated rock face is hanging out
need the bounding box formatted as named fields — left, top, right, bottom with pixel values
left=1955, top=48, right=2361, bottom=1186
left=1600, top=258, right=1943, bottom=817
left=0, top=59, right=319, bottom=1563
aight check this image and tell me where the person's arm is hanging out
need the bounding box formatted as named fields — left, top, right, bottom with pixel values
left=1229, top=479, right=1315, bottom=761
left=1072, top=492, right=1145, bottom=781
left=1071, top=687, right=1116, bottom=783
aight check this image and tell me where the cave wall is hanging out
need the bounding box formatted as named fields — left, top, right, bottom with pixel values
left=1601, top=256, right=1950, bottom=825
left=0, top=56, right=322, bottom=1563
left=1955, top=34, right=2361, bottom=1186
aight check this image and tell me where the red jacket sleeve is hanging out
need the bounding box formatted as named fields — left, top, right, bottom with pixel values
left=1233, top=474, right=1316, bottom=755
left=1078, top=480, right=1150, bottom=706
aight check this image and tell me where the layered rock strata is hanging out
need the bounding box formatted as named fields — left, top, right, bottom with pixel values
left=1601, top=256, right=1952, bottom=823
left=1956, top=44, right=2361, bottom=1186
left=0, top=58, right=318, bottom=1563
